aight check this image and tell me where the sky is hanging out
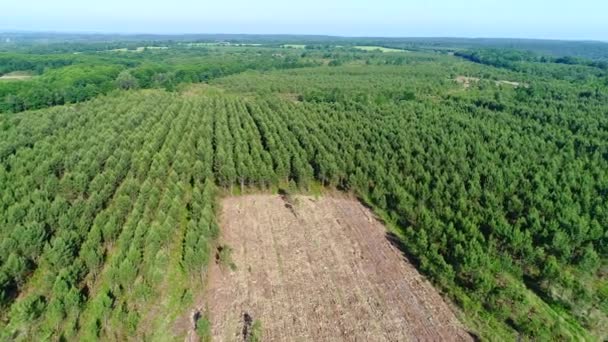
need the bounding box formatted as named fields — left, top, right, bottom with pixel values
left=1, top=0, right=607, bottom=40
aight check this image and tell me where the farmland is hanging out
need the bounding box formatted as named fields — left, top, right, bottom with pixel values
left=0, top=35, right=607, bottom=341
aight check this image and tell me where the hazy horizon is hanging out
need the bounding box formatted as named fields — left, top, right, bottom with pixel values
left=1, top=0, right=607, bottom=41
left=2, top=30, right=607, bottom=43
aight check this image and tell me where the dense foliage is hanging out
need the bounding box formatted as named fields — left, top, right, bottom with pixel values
left=455, top=49, right=608, bottom=80
left=0, top=48, right=316, bottom=113
left=0, top=40, right=607, bottom=340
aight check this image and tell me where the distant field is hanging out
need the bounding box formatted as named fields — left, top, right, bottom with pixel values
left=185, top=42, right=262, bottom=47
left=455, top=76, right=526, bottom=88
left=354, top=45, right=407, bottom=52
left=282, top=44, right=306, bottom=49
left=136, top=46, right=168, bottom=51
left=0, top=71, right=35, bottom=80
left=108, top=46, right=169, bottom=52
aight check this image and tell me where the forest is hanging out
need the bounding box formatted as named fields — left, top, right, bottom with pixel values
left=0, top=35, right=607, bottom=340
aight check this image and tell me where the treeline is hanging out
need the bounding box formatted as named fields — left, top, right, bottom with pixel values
left=1, top=64, right=124, bottom=112
left=379, top=38, right=608, bottom=60
left=5, top=33, right=608, bottom=60
left=0, top=54, right=80, bottom=75
left=455, top=49, right=608, bottom=81
left=456, top=48, right=608, bottom=69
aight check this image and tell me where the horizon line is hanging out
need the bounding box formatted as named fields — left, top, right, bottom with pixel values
left=1, top=29, right=606, bottom=43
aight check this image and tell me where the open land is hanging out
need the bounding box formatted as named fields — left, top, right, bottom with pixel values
left=205, top=194, right=472, bottom=341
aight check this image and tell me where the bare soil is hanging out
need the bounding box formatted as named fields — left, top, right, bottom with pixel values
left=455, top=76, right=480, bottom=88
left=0, top=72, right=34, bottom=81
left=205, top=194, right=472, bottom=341
left=455, top=76, right=527, bottom=89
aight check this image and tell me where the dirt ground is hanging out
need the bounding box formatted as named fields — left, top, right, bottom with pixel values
left=455, top=76, right=480, bottom=88
left=205, top=194, right=472, bottom=341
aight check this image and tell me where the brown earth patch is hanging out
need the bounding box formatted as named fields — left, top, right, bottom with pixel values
left=495, top=80, right=528, bottom=88
left=455, top=76, right=480, bottom=88
left=204, top=194, right=472, bottom=341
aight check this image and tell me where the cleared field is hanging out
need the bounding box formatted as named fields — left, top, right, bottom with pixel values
left=454, top=76, right=480, bottom=88
left=455, top=76, right=526, bottom=88
left=184, top=42, right=262, bottom=47
left=107, top=46, right=169, bottom=52
left=0, top=71, right=34, bottom=80
left=282, top=44, right=307, bottom=49
left=354, top=45, right=407, bottom=52
left=205, top=194, right=472, bottom=341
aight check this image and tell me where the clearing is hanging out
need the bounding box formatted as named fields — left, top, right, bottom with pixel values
left=107, top=46, right=169, bottom=53
left=0, top=71, right=35, bottom=81
left=204, top=194, right=472, bottom=341
left=354, top=46, right=407, bottom=53
left=455, top=76, right=526, bottom=88
left=454, top=76, right=480, bottom=88
left=282, top=44, right=307, bottom=49
left=495, top=80, right=526, bottom=87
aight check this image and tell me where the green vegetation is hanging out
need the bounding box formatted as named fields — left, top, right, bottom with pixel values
left=195, top=315, right=212, bottom=342
left=0, top=47, right=317, bottom=113
left=217, top=245, right=236, bottom=271
left=250, top=319, right=263, bottom=342
left=0, top=36, right=607, bottom=340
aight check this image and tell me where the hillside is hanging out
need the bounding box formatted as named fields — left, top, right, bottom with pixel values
left=0, top=43, right=607, bottom=340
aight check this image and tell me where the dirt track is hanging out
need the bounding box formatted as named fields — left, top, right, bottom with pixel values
left=206, top=194, right=472, bottom=341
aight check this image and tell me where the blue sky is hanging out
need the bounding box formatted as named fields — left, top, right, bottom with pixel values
left=1, top=0, right=607, bottom=40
